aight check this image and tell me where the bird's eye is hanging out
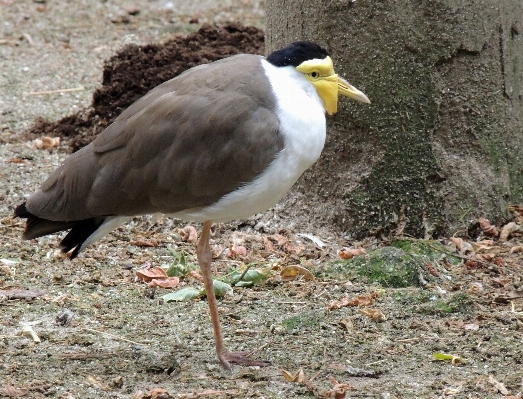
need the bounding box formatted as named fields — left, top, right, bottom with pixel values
left=310, top=71, right=319, bottom=78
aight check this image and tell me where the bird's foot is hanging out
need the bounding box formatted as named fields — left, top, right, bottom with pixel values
left=218, top=350, right=271, bottom=370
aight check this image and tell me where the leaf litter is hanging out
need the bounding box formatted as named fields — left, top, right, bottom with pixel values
left=2, top=1, right=523, bottom=396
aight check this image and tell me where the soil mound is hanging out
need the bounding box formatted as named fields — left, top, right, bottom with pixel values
left=28, top=23, right=264, bottom=152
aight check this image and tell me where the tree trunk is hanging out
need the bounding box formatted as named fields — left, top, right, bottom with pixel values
left=265, top=0, right=523, bottom=238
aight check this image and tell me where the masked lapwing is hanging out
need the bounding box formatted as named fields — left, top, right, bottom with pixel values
left=15, top=41, right=370, bottom=369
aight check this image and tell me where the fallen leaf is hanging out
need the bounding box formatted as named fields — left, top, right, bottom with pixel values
left=280, top=368, right=305, bottom=383
left=206, top=280, right=233, bottom=298
left=1, top=385, right=28, bottom=397
left=280, top=265, right=314, bottom=281
left=479, top=217, right=499, bottom=237
left=32, top=136, right=60, bottom=149
left=7, top=158, right=25, bottom=163
left=139, top=388, right=173, bottom=399
left=179, top=225, right=198, bottom=244
left=297, top=233, right=325, bottom=248
left=470, top=242, right=497, bottom=253
left=508, top=204, right=523, bottom=222
left=339, top=248, right=366, bottom=259
left=492, top=290, right=523, bottom=304
left=147, top=277, right=179, bottom=288
left=425, top=263, right=440, bottom=277
left=433, top=352, right=463, bottom=365
left=462, top=323, right=480, bottom=331
left=226, top=245, right=247, bottom=259
left=467, top=282, right=483, bottom=295
left=22, top=324, right=40, bottom=343
left=188, top=270, right=203, bottom=282
left=162, top=287, right=200, bottom=303
left=500, top=222, right=523, bottom=241
left=136, top=266, right=168, bottom=282
left=359, top=308, right=385, bottom=321
left=272, top=233, right=289, bottom=247
left=487, top=375, right=509, bottom=395
left=338, top=318, right=353, bottom=331
left=86, top=375, right=111, bottom=391
left=324, top=377, right=356, bottom=398
left=449, top=237, right=473, bottom=253
left=130, top=239, right=158, bottom=247
left=0, top=264, right=12, bottom=275
left=509, top=245, right=523, bottom=254
left=136, top=266, right=179, bottom=288
left=328, top=293, right=376, bottom=310
left=262, top=236, right=274, bottom=251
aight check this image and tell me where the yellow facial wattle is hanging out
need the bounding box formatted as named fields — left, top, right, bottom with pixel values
left=296, top=56, right=370, bottom=115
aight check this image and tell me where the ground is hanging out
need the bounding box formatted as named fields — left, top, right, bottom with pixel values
left=1, top=1, right=523, bottom=398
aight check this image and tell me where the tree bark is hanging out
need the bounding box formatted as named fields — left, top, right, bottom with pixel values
left=266, top=0, right=523, bottom=238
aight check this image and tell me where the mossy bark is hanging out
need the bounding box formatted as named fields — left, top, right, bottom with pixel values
left=266, top=0, right=523, bottom=238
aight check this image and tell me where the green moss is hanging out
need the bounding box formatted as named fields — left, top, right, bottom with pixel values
left=281, top=311, right=322, bottom=331
left=417, top=293, right=473, bottom=316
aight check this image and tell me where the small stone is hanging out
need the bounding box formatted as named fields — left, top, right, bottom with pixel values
left=123, top=5, right=140, bottom=16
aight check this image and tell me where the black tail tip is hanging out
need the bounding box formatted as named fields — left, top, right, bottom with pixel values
left=14, top=202, right=31, bottom=218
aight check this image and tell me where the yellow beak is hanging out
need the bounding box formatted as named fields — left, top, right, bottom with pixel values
left=337, top=76, right=371, bottom=105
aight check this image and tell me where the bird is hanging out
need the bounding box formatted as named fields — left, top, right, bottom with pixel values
left=14, top=41, right=370, bottom=370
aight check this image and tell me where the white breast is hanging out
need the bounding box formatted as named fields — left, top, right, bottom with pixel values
left=175, top=59, right=327, bottom=223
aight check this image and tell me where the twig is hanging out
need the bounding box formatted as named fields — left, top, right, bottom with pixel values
left=231, top=263, right=254, bottom=287
left=80, top=327, right=148, bottom=346
left=24, top=86, right=85, bottom=96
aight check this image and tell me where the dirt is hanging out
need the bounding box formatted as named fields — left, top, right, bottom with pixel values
left=1, top=1, right=523, bottom=399
left=26, top=23, right=265, bottom=152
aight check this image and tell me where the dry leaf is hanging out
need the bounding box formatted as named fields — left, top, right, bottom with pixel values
left=462, top=323, right=480, bottom=331
left=449, top=237, right=473, bottom=253
left=272, top=233, right=289, bottom=247
left=339, top=248, right=366, bottom=259
left=487, top=375, right=509, bottom=395
left=262, top=236, right=274, bottom=252
left=424, top=263, right=440, bottom=277
left=86, top=375, right=111, bottom=391
left=130, top=239, right=158, bottom=247
left=32, top=136, right=60, bottom=150
left=1, top=385, right=28, bottom=397
left=338, top=317, right=353, bottom=331
left=138, top=388, right=173, bottom=399
left=509, top=245, right=523, bottom=254
left=226, top=245, right=247, bottom=259
left=136, top=267, right=168, bottom=282
left=280, top=265, right=314, bottom=281
left=508, top=204, right=523, bottom=222
left=147, top=277, right=179, bottom=288
left=179, top=225, right=198, bottom=244
left=324, top=377, right=356, bottom=399
left=467, top=282, right=483, bottom=294
left=500, top=222, right=522, bottom=241
left=280, top=368, right=305, bottom=383
left=328, top=293, right=376, bottom=310
left=7, top=158, right=25, bottom=163
left=359, top=308, right=385, bottom=321
left=0, top=264, right=12, bottom=275
left=136, top=267, right=179, bottom=288
left=479, top=217, right=499, bottom=237
left=285, top=243, right=306, bottom=255
left=470, top=243, right=497, bottom=253
left=188, top=270, right=204, bottom=282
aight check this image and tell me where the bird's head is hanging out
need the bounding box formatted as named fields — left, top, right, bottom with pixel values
left=267, top=41, right=370, bottom=115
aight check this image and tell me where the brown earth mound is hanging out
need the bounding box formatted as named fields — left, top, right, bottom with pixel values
left=28, top=23, right=264, bottom=152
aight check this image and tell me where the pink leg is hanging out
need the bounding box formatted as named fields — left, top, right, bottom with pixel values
left=197, top=220, right=271, bottom=370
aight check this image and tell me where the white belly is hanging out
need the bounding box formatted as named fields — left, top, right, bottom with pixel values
left=174, top=60, right=327, bottom=223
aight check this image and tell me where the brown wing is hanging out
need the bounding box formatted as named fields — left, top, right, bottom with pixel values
left=26, top=55, right=283, bottom=221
